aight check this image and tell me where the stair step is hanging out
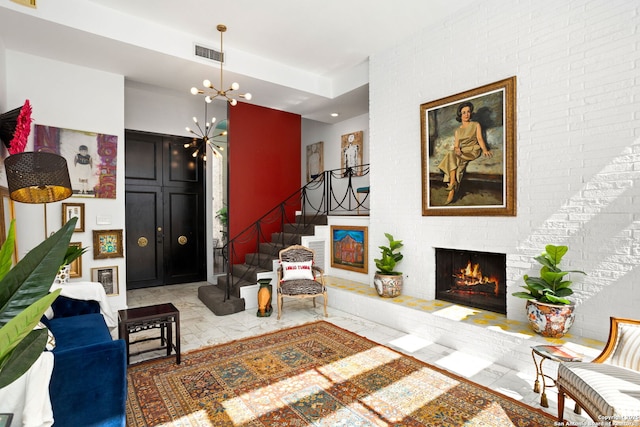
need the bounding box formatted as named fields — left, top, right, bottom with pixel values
left=217, top=274, right=255, bottom=298
left=283, top=223, right=318, bottom=235
left=245, top=252, right=276, bottom=270
left=295, top=214, right=328, bottom=226
left=270, top=232, right=303, bottom=246
left=258, top=242, right=286, bottom=257
left=231, top=263, right=270, bottom=282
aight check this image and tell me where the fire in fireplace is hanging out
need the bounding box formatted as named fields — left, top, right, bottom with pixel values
left=435, top=248, right=506, bottom=314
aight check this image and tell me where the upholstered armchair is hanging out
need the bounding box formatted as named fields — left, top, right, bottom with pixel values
left=556, top=317, right=640, bottom=426
left=277, top=245, right=328, bottom=320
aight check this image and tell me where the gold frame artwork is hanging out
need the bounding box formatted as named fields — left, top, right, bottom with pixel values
left=68, top=242, right=83, bottom=278
left=340, top=131, right=364, bottom=177
left=330, top=225, right=368, bottom=274
left=306, top=141, right=324, bottom=182
left=93, top=229, right=124, bottom=259
left=62, top=202, right=85, bottom=232
left=420, top=76, right=517, bottom=216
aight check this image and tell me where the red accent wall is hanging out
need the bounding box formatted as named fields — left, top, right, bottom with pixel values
left=228, top=103, right=301, bottom=262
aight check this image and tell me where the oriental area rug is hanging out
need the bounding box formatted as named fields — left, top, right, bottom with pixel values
left=126, top=321, right=555, bottom=427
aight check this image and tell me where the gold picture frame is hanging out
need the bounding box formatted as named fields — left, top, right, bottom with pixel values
left=62, top=202, right=85, bottom=232
left=91, top=266, right=119, bottom=295
left=330, top=225, right=368, bottom=274
left=68, top=241, right=83, bottom=278
left=92, top=229, right=124, bottom=259
left=420, top=76, right=517, bottom=216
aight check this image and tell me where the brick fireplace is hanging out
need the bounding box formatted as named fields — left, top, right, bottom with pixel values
left=435, top=248, right=507, bottom=314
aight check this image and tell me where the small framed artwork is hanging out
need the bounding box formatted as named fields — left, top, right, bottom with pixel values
left=62, top=202, right=85, bottom=232
left=93, top=229, right=124, bottom=259
left=68, top=242, right=83, bottom=278
left=306, top=141, right=324, bottom=182
left=340, top=131, right=364, bottom=177
left=91, top=266, right=118, bottom=295
left=420, top=76, right=516, bottom=216
left=330, top=225, right=368, bottom=274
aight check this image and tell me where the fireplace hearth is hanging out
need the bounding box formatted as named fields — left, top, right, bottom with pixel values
left=435, top=248, right=506, bottom=314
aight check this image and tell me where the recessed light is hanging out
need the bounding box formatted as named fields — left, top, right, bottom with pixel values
left=330, top=112, right=339, bottom=117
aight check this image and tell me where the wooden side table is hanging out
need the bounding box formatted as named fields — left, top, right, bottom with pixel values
left=118, top=303, right=181, bottom=365
left=531, top=345, right=581, bottom=413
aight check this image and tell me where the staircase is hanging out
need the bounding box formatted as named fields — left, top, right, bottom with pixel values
left=217, top=214, right=327, bottom=298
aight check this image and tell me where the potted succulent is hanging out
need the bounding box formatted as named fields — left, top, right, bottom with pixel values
left=373, top=233, right=404, bottom=298
left=512, top=244, right=586, bottom=338
left=0, top=218, right=76, bottom=387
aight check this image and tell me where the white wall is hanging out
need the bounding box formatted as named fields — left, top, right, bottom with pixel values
left=4, top=51, right=127, bottom=311
left=369, top=0, right=640, bottom=341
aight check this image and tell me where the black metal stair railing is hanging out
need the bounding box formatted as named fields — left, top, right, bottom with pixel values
left=221, top=165, right=370, bottom=300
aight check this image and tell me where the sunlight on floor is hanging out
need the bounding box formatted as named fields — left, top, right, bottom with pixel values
left=360, top=368, right=453, bottom=421
left=158, top=411, right=212, bottom=427
left=388, top=334, right=433, bottom=353
left=433, top=304, right=480, bottom=320
left=436, top=351, right=493, bottom=377
left=224, top=346, right=401, bottom=424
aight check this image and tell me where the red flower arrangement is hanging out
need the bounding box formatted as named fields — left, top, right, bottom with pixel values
left=8, top=99, right=32, bottom=154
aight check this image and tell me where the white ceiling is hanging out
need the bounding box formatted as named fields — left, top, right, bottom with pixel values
left=0, top=0, right=474, bottom=123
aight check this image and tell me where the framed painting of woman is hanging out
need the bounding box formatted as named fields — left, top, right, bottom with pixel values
left=420, top=76, right=516, bottom=216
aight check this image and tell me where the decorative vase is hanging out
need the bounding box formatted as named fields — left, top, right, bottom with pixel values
left=526, top=300, right=575, bottom=338
left=373, top=273, right=403, bottom=298
left=257, top=278, right=273, bottom=317
left=54, top=264, right=71, bottom=285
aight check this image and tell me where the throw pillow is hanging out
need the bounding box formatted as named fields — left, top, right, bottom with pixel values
left=281, top=261, right=314, bottom=281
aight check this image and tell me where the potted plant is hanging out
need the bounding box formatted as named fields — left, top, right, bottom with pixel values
left=55, top=244, right=88, bottom=285
left=512, top=244, right=586, bottom=338
left=0, top=218, right=76, bottom=387
left=373, top=233, right=404, bottom=298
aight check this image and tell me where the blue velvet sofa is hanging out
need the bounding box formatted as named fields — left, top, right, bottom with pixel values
left=41, top=296, right=127, bottom=427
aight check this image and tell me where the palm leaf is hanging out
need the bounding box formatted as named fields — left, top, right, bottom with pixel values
left=0, top=289, right=60, bottom=367
left=0, top=328, right=47, bottom=388
left=0, top=217, right=76, bottom=327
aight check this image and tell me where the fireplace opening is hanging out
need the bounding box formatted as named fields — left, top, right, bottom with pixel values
left=435, top=248, right=506, bottom=314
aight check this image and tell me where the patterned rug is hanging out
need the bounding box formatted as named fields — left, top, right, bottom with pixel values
left=126, top=321, right=556, bottom=426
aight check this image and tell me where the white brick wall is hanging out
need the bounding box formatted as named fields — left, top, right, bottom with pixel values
left=369, top=0, right=640, bottom=341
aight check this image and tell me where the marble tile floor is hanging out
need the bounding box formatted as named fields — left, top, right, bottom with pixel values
left=120, top=281, right=592, bottom=425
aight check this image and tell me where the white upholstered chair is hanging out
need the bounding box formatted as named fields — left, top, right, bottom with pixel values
left=277, top=245, right=328, bottom=320
left=556, top=317, right=640, bottom=426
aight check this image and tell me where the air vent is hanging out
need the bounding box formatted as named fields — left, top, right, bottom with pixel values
left=194, top=44, right=224, bottom=63
left=10, top=0, right=36, bottom=7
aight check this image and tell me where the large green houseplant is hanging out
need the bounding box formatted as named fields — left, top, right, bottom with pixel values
left=512, top=244, right=586, bottom=338
left=0, top=217, right=77, bottom=387
left=373, top=233, right=404, bottom=298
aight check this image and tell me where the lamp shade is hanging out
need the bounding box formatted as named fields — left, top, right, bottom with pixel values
left=4, top=152, right=72, bottom=203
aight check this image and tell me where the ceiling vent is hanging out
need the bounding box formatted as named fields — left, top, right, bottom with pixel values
left=194, top=44, right=224, bottom=63
left=10, top=0, right=36, bottom=7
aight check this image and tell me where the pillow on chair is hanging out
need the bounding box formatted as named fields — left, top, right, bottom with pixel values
left=281, top=261, right=314, bottom=281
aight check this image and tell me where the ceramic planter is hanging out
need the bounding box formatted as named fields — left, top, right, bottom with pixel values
left=526, top=300, right=575, bottom=338
left=257, top=278, right=273, bottom=317
left=374, top=273, right=403, bottom=298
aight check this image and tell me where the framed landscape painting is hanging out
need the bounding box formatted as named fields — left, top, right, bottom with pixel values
left=420, top=76, right=516, bottom=216
left=330, top=225, right=367, bottom=274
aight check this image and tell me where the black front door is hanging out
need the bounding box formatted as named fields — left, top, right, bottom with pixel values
left=125, top=130, right=205, bottom=289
